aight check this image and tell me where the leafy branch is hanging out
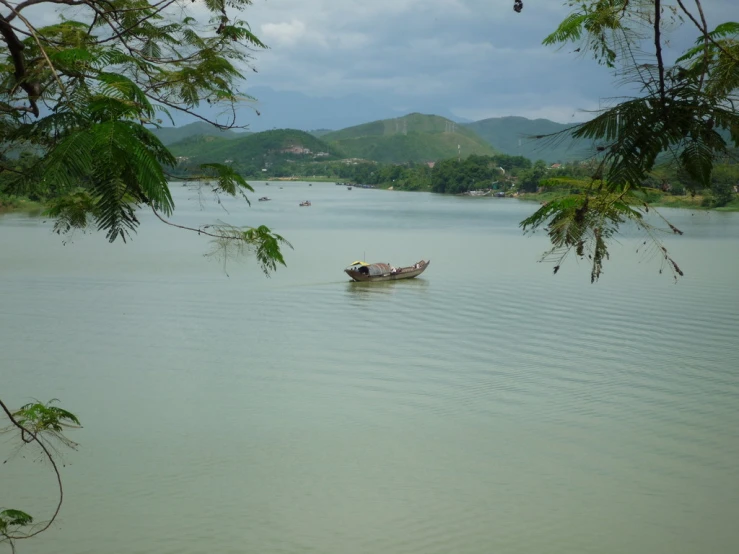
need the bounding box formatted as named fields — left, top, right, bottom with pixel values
left=520, top=0, right=739, bottom=281
left=0, top=399, right=81, bottom=552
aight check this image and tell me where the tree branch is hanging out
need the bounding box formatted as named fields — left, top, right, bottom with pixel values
left=0, top=13, right=40, bottom=116
left=653, top=0, right=666, bottom=106
left=4, top=0, right=86, bottom=23
left=675, top=0, right=739, bottom=64
left=0, top=398, right=64, bottom=542
left=0, top=0, right=72, bottom=110
left=151, top=206, right=247, bottom=239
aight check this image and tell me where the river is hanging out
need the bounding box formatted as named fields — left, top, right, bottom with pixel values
left=2, top=181, right=739, bottom=554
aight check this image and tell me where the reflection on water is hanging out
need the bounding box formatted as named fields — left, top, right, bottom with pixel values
left=344, top=278, right=430, bottom=299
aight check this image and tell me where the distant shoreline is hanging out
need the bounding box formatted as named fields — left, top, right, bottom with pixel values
left=515, top=191, right=739, bottom=212
left=0, top=198, right=45, bottom=215
left=3, top=187, right=738, bottom=217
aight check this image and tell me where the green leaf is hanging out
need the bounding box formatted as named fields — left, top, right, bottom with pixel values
left=0, top=509, right=34, bottom=528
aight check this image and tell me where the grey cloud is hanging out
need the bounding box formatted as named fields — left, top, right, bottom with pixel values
left=232, top=0, right=735, bottom=125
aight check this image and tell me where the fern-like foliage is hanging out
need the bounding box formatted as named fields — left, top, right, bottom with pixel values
left=0, top=509, right=34, bottom=544
left=527, top=1, right=739, bottom=281
left=0, top=398, right=81, bottom=551
left=1, top=0, right=289, bottom=274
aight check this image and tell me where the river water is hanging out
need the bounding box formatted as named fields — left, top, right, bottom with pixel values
left=2, top=182, right=739, bottom=554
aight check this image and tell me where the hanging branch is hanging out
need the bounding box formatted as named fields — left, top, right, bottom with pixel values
left=0, top=399, right=66, bottom=546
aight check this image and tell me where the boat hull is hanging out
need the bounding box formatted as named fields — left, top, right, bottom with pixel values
left=345, top=261, right=430, bottom=282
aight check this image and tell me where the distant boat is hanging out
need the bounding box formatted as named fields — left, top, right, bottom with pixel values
left=258, top=196, right=271, bottom=202
left=345, top=260, right=430, bottom=282
left=299, top=201, right=312, bottom=207
left=348, top=186, right=352, bottom=190
left=309, top=183, right=312, bottom=186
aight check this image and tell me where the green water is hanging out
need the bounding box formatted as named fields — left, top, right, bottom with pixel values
left=2, top=182, right=739, bottom=554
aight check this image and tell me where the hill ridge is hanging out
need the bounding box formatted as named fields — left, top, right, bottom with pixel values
left=321, top=113, right=496, bottom=163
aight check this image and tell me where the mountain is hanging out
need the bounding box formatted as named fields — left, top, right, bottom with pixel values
left=321, top=113, right=496, bottom=163
left=308, top=129, right=334, bottom=138
left=168, top=129, right=341, bottom=169
left=150, top=122, right=245, bottom=146
left=463, top=116, right=592, bottom=163
left=232, top=87, right=471, bottom=132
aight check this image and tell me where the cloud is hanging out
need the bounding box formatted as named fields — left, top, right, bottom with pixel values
left=261, top=20, right=310, bottom=47
left=237, top=0, right=612, bottom=122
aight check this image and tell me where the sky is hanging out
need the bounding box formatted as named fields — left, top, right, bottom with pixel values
left=226, top=0, right=734, bottom=128
left=244, top=0, right=610, bottom=124
left=16, top=0, right=737, bottom=129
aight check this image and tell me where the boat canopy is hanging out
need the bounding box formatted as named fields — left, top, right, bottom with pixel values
left=348, top=262, right=392, bottom=276
left=347, top=261, right=370, bottom=266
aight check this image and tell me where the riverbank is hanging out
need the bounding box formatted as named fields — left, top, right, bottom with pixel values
left=516, top=190, right=739, bottom=212
left=264, top=176, right=338, bottom=183
left=0, top=197, right=45, bottom=215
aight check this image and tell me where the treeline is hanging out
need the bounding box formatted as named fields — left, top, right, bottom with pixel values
left=266, top=153, right=536, bottom=192
left=0, top=152, right=48, bottom=207
left=538, top=154, right=739, bottom=208
left=4, top=146, right=737, bottom=211
left=430, top=155, right=533, bottom=194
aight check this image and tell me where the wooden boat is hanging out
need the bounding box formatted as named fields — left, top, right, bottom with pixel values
left=345, top=260, right=430, bottom=282
left=299, top=200, right=312, bottom=207
left=258, top=196, right=271, bottom=201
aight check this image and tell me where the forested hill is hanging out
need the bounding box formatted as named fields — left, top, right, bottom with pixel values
left=168, top=129, right=343, bottom=173
left=463, top=116, right=592, bottom=163
left=321, top=113, right=496, bottom=163
left=150, top=122, right=245, bottom=146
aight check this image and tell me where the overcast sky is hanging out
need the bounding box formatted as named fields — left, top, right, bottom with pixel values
left=228, top=0, right=733, bottom=124
left=20, top=0, right=736, bottom=127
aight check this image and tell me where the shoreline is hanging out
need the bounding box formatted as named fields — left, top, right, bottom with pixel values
left=0, top=198, right=45, bottom=216
left=3, top=188, right=738, bottom=217
left=515, top=191, right=739, bottom=212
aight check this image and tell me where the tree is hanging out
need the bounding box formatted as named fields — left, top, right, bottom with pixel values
left=518, top=0, right=739, bottom=282
left=1, top=1, right=290, bottom=550
left=1, top=0, right=290, bottom=274
left=518, top=159, right=548, bottom=192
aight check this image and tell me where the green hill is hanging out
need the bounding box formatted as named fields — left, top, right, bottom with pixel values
left=463, top=116, right=593, bottom=163
left=322, top=113, right=496, bottom=163
left=308, top=129, right=334, bottom=138
left=168, top=129, right=342, bottom=171
left=150, top=121, right=245, bottom=146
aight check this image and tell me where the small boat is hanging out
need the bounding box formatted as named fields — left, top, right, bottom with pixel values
left=347, top=186, right=352, bottom=190
left=309, top=183, right=312, bottom=186
left=300, top=201, right=312, bottom=207
left=258, top=196, right=271, bottom=202
left=345, top=260, right=430, bottom=282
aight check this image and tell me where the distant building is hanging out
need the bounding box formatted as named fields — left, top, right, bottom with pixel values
left=550, top=163, right=562, bottom=169
left=426, top=162, right=435, bottom=168
left=280, top=146, right=311, bottom=154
